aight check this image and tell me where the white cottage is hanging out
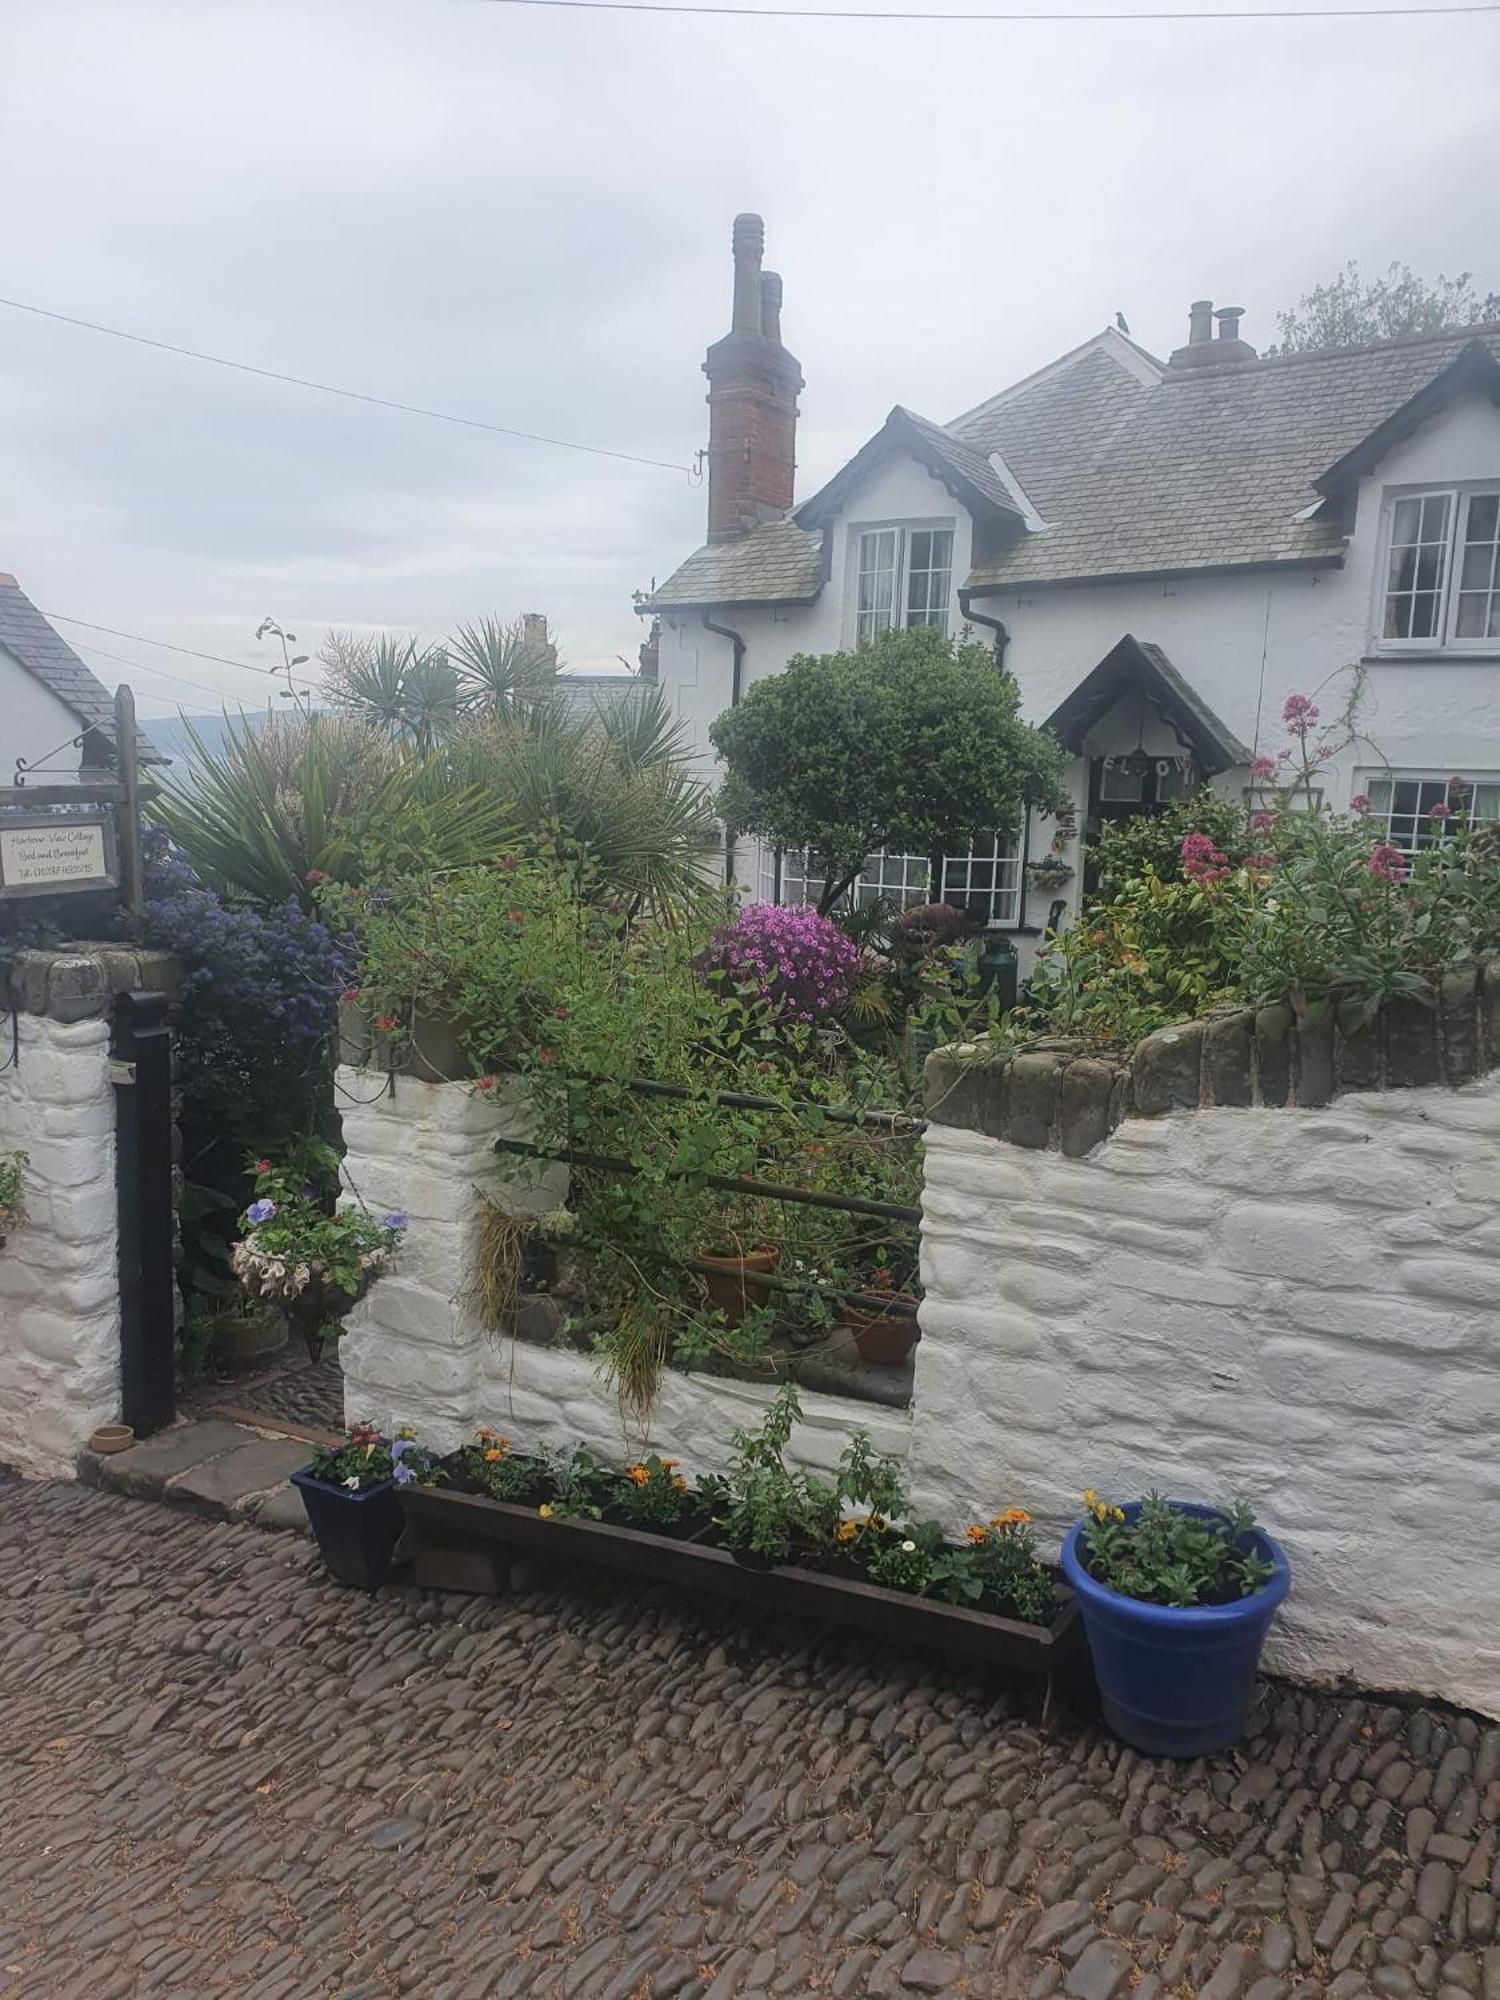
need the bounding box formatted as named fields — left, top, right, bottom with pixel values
left=638, top=217, right=1500, bottom=964
left=0, top=574, right=160, bottom=788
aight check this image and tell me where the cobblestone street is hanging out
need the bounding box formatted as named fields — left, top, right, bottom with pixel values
left=3, top=1480, right=1500, bottom=2000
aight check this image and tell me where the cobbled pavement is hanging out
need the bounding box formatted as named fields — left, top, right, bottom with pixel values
left=3, top=1479, right=1500, bottom=2000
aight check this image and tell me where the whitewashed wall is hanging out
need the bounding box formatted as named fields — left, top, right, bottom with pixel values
left=0, top=1009, right=120, bottom=1477
left=337, top=1067, right=914, bottom=1474
left=917, top=1074, right=1500, bottom=1719
left=0, top=639, right=89, bottom=785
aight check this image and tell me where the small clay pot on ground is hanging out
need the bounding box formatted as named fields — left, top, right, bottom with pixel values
left=842, top=1291, right=919, bottom=1369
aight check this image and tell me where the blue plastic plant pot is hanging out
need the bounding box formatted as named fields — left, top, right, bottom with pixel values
left=291, top=1469, right=403, bottom=1591
left=1060, top=1500, right=1291, bottom=1758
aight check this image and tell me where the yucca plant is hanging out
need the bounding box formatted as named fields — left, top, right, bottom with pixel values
left=450, top=687, right=721, bottom=908
left=151, top=711, right=513, bottom=907
left=319, top=632, right=460, bottom=753
left=449, top=615, right=560, bottom=716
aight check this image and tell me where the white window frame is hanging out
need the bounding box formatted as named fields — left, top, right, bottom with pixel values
left=941, top=834, right=1022, bottom=930
left=1375, top=485, right=1500, bottom=653
left=850, top=520, right=955, bottom=645
left=1357, top=768, right=1500, bottom=854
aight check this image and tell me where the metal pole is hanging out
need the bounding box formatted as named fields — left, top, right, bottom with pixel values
left=114, top=989, right=175, bottom=1435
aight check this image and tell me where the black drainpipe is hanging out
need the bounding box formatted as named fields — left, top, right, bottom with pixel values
left=701, top=610, right=746, bottom=886
left=957, top=588, right=1009, bottom=669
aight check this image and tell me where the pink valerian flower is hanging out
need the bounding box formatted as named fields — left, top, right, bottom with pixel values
left=1180, top=831, right=1231, bottom=885
left=1448, top=775, right=1471, bottom=794
left=1249, top=811, right=1275, bottom=833
left=1313, top=739, right=1336, bottom=763
left=1281, top=693, right=1320, bottom=738
left=1245, top=853, right=1277, bottom=871
left=1249, top=753, right=1277, bottom=780
left=1348, top=794, right=1372, bottom=816
left=1368, top=844, right=1408, bottom=884
left=1428, top=801, right=1452, bottom=821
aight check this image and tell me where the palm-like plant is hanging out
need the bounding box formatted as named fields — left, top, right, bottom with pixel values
left=151, top=711, right=513, bottom=906
left=449, top=615, right=560, bottom=716
left=450, top=686, right=721, bottom=908
left=319, top=632, right=460, bottom=753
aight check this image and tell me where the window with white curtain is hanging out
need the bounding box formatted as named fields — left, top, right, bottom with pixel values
left=765, top=832, right=1024, bottom=928
left=853, top=524, right=954, bottom=643
left=1379, top=488, right=1500, bottom=646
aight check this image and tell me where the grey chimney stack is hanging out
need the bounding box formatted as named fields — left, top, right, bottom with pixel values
left=731, top=212, right=764, bottom=334
left=1169, top=296, right=1258, bottom=373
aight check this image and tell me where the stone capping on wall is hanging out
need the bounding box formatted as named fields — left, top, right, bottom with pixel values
left=924, top=957, right=1500, bottom=1156
left=5, top=945, right=182, bottom=1022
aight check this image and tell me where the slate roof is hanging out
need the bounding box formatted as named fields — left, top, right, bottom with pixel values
left=795, top=405, right=1025, bottom=530
left=0, top=575, right=164, bottom=764
left=640, top=517, right=824, bottom=611
left=1044, top=635, right=1252, bottom=774
left=954, top=324, right=1500, bottom=590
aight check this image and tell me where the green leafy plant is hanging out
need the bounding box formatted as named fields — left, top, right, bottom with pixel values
left=711, top=627, right=1067, bottom=914
left=1080, top=1490, right=1276, bottom=1608
left=701, top=1383, right=841, bottom=1562
left=449, top=1430, right=540, bottom=1501
left=540, top=1446, right=615, bottom=1521
left=615, top=1453, right=696, bottom=1528
left=0, top=1150, right=27, bottom=1236
left=307, top=1422, right=439, bottom=1492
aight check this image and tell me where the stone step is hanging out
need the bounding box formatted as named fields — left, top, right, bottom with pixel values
left=78, top=1417, right=311, bottom=1536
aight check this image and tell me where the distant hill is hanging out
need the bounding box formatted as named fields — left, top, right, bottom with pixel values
left=142, top=709, right=275, bottom=778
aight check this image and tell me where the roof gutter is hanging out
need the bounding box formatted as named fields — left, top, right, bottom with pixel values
left=701, top=610, right=746, bottom=885
left=957, top=588, right=1010, bottom=669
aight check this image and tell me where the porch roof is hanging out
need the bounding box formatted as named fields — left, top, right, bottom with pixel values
left=1043, top=635, right=1252, bottom=776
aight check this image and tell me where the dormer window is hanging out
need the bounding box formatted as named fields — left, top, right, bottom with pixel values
left=854, top=524, right=954, bottom=643
left=1379, top=487, right=1500, bottom=648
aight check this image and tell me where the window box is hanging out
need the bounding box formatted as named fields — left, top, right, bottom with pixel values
left=398, top=1481, right=1083, bottom=1685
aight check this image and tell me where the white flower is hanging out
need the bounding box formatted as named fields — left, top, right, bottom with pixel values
left=343, top=1475, right=360, bottom=1490
left=900, top=1540, right=916, bottom=1553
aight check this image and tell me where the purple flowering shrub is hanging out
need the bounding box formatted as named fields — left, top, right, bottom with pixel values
left=700, top=904, right=862, bottom=1024
left=138, top=832, right=355, bottom=1122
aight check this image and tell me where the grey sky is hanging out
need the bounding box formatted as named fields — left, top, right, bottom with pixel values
left=4, top=0, right=1497, bottom=718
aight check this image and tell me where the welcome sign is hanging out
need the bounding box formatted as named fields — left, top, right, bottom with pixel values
left=0, top=813, right=119, bottom=898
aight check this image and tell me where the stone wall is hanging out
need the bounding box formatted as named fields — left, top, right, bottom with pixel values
left=918, top=1025, right=1500, bottom=1719
left=337, top=1066, right=913, bottom=1477
left=0, top=947, right=176, bottom=1478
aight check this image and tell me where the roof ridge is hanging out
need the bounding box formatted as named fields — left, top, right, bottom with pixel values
left=945, top=327, right=1160, bottom=434
left=1248, top=321, right=1500, bottom=371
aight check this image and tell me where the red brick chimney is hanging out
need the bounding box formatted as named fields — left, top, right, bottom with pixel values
left=703, top=214, right=804, bottom=543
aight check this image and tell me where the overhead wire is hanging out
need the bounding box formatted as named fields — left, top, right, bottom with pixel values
left=0, top=296, right=693, bottom=475
left=472, top=0, right=1500, bottom=18
left=40, top=610, right=318, bottom=694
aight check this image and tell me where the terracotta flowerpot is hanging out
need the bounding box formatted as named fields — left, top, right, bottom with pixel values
left=843, top=1291, right=919, bottom=1369
left=215, top=1307, right=290, bottom=1375
left=698, top=1247, right=777, bottom=1324
left=409, top=1012, right=469, bottom=1085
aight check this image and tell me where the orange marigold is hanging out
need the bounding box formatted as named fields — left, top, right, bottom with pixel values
left=991, top=1508, right=1032, bottom=1529
left=834, top=1520, right=859, bottom=1544
left=965, top=1524, right=990, bottom=1544
left=627, top=1465, right=650, bottom=1487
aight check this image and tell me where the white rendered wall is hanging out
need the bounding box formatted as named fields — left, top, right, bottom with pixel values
left=0, top=1012, right=120, bottom=1476
left=337, top=1067, right=913, bottom=1476
left=915, top=1074, right=1500, bottom=1719
left=1, top=644, right=87, bottom=784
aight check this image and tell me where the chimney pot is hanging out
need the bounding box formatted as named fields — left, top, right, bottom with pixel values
left=1215, top=305, right=1245, bottom=341
left=1188, top=299, right=1214, bottom=346
left=731, top=212, right=765, bottom=333
left=760, top=269, right=783, bottom=345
